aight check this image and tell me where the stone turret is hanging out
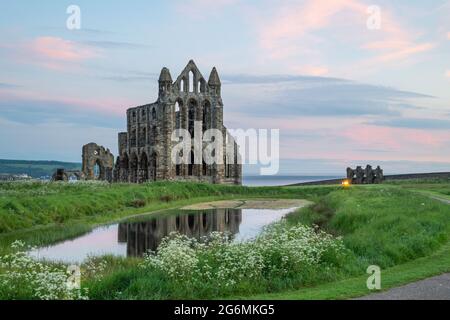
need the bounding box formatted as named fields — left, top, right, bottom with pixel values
left=158, top=67, right=172, bottom=96
left=208, top=67, right=221, bottom=95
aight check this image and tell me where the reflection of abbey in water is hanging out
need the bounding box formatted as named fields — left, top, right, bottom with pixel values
left=118, top=209, right=242, bottom=257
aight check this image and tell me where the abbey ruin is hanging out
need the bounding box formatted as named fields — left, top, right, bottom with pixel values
left=346, top=165, right=384, bottom=184
left=52, top=143, right=114, bottom=182
left=51, top=61, right=242, bottom=185
left=112, top=60, right=242, bottom=185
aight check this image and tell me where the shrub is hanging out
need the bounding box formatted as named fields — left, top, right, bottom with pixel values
left=140, top=222, right=348, bottom=294
left=0, top=241, right=88, bottom=300
left=129, top=199, right=146, bottom=208
left=159, top=195, right=173, bottom=203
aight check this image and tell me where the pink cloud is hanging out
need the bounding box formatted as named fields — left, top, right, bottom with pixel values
left=339, top=124, right=449, bottom=158
left=278, top=125, right=450, bottom=163
left=0, top=90, right=131, bottom=116
left=370, top=43, right=434, bottom=63
left=447, top=32, right=450, bottom=40
left=292, top=65, right=329, bottom=76
left=2, top=36, right=99, bottom=71
left=227, top=111, right=450, bottom=162
left=446, top=70, right=450, bottom=78
left=258, top=0, right=434, bottom=70
left=30, top=37, right=98, bottom=61
left=260, top=0, right=365, bottom=57
left=362, top=40, right=411, bottom=50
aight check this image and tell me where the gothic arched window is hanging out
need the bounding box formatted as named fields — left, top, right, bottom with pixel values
left=180, top=79, right=185, bottom=92
left=189, top=71, right=194, bottom=92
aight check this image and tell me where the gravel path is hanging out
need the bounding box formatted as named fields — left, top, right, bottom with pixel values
left=357, top=273, right=450, bottom=300
left=431, top=196, right=450, bottom=204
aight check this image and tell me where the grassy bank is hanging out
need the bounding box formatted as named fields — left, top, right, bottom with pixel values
left=289, top=185, right=450, bottom=269
left=246, top=239, right=450, bottom=300
left=84, top=184, right=450, bottom=299
left=0, top=181, right=336, bottom=252
left=1, top=180, right=449, bottom=300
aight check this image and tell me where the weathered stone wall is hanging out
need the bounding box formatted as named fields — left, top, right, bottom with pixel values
left=82, top=143, right=114, bottom=182
left=114, top=60, right=242, bottom=185
left=118, top=132, right=128, bottom=156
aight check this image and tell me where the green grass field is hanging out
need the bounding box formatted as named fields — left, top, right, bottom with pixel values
left=0, top=179, right=449, bottom=300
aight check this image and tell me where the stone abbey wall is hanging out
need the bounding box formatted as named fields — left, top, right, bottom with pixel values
left=113, top=60, right=242, bottom=185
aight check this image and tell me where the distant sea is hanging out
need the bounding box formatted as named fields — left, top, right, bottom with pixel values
left=243, top=175, right=342, bottom=187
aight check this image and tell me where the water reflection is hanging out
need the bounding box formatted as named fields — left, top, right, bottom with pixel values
left=28, top=206, right=294, bottom=263
left=119, top=209, right=242, bottom=257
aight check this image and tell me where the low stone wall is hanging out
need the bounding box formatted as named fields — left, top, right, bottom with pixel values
left=287, top=172, right=450, bottom=186
left=288, top=178, right=344, bottom=186
left=384, top=172, right=450, bottom=181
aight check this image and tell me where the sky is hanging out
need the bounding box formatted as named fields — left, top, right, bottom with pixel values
left=0, top=0, right=449, bottom=175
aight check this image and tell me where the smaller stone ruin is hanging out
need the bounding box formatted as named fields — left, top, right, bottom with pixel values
left=82, top=143, right=114, bottom=182
left=52, top=143, right=114, bottom=182
left=346, top=165, right=384, bottom=184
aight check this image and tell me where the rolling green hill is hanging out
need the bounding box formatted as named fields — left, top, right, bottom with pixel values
left=0, top=159, right=81, bottom=178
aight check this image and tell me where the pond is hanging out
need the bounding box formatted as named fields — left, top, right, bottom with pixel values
left=28, top=200, right=306, bottom=264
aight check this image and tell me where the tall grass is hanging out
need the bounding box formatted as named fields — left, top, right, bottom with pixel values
left=291, top=186, right=450, bottom=269
left=0, top=181, right=336, bottom=234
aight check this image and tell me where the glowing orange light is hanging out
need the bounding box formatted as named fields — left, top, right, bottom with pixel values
left=341, top=179, right=351, bottom=188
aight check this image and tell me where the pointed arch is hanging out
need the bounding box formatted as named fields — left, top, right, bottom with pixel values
left=151, top=125, right=158, bottom=145
left=202, top=158, right=207, bottom=176
left=188, top=99, right=197, bottom=138
left=202, top=100, right=211, bottom=131
left=180, top=78, right=185, bottom=92
left=130, top=128, right=137, bottom=147
left=189, top=70, right=194, bottom=92
left=130, top=153, right=139, bottom=183
left=198, top=78, right=206, bottom=93
left=93, top=159, right=102, bottom=180
left=150, top=151, right=158, bottom=181
left=174, top=99, right=183, bottom=129
left=188, top=150, right=194, bottom=176
left=140, top=152, right=149, bottom=182
left=120, top=153, right=129, bottom=182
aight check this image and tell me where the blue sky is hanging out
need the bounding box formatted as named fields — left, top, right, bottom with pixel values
left=0, top=0, right=449, bottom=175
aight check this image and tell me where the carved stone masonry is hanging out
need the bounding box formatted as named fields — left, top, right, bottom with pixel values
left=113, top=60, right=242, bottom=185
